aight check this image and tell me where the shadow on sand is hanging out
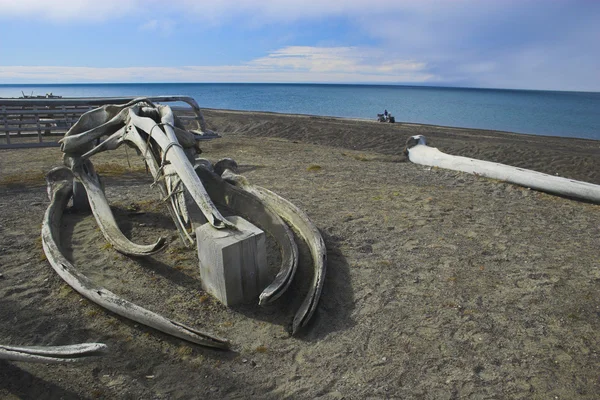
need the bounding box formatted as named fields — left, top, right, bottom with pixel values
left=231, top=229, right=355, bottom=339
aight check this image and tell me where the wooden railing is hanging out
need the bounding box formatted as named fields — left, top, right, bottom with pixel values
left=0, top=96, right=218, bottom=149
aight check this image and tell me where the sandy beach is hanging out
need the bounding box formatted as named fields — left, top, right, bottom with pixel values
left=1, top=110, right=599, bottom=399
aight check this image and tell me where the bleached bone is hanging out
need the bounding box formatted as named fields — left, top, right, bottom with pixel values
left=216, top=159, right=327, bottom=334
left=59, top=99, right=144, bottom=154
left=61, top=101, right=194, bottom=246
left=122, top=124, right=194, bottom=245
left=0, top=343, right=106, bottom=363
left=194, top=163, right=299, bottom=305
left=61, top=100, right=231, bottom=231
left=42, top=168, right=230, bottom=349
left=67, top=157, right=166, bottom=256
left=83, top=122, right=194, bottom=245
left=44, top=98, right=328, bottom=347
left=127, top=106, right=234, bottom=230
left=406, top=135, right=600, bottom=203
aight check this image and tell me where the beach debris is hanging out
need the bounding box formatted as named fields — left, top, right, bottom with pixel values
left=1, top=197, right=108, bottom=364
left=41, top=97, right=326, bottom=349
left=0, top=342, right=107, bottom=363
left=405, top=135, right=600, bottom=203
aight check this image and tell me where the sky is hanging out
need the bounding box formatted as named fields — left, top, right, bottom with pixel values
left=0, top=0, right=598, bottom=91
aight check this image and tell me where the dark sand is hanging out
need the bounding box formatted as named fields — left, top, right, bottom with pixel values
left=1, top=110, right=599, bottom=399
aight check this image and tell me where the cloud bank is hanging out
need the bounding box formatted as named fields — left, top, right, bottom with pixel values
left=0, top=46, right=435, bottom=84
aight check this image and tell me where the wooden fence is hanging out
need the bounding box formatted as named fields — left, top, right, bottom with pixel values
left=0, top=96, right=218, bottom=149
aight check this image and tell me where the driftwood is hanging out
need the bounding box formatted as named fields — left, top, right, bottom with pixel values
left=406, top=135, right=600, bottom=203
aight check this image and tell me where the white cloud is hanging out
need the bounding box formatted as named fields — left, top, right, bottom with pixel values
left=0, top=0, right=144, bottom=22
left=249, top=46, right=427, bottom=76
left=0, top=46, right=435, bottom=83
left=0, top=0, right=502, bottom=24
left=139, top=19, right=175, bottom=35
left=0, top=1, right=597, bottom=90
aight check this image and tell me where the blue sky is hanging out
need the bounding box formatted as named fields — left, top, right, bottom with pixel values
left=0, top=0, right=598, bottom=91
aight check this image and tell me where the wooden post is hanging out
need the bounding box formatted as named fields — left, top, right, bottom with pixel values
left=1, top=106, right=9, bottom=145
left=62, top=105, right=72, bottom=133
left=34, top=106, right=42, bottom=143
left=17, top=109, right=23, bottom=137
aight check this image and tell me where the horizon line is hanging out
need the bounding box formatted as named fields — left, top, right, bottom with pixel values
left=1, top=82, right=598, bottom=95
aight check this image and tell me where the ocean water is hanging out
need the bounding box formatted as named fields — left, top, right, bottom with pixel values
left=1, top=83, right=598, bottom=140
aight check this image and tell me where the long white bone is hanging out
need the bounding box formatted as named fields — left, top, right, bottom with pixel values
left=406, top=135, right=600, bottom=203
left=0, top=343, right=107, bottom=363
left=127, top=107, right=234, bottom=230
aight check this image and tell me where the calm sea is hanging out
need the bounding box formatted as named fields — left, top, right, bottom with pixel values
left=1, top=83, right=598, bottom=140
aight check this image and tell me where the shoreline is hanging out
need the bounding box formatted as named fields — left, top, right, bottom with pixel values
left=200, top=107, right=600, bottom=142
left=2, top=108, right=599, bottom=185
left=200, top=108, right=600, bottom=185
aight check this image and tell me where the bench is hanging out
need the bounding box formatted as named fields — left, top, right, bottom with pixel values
left=0, top=96, right=219, bottom=149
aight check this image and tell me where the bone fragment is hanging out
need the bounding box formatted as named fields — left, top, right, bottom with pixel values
left=0, top=343, right=107, bottom=363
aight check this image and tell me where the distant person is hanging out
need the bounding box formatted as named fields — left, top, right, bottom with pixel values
left=384, top=109, right=388, bottom=120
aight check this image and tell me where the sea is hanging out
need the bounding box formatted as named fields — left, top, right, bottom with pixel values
left=1, top=83, right=598, bottom=140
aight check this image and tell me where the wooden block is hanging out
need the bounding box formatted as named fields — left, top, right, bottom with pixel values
left=196, top=216, right=268, bottom=306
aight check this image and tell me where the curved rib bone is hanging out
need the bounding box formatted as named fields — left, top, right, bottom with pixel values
left=406, top=135, right=600, bottom=203
left=217, top=160, right=327, bottom=334
left=41, top=169, right=230, bottom=349
left=194, top=163, right=299, bottom=305
left=67, top=158, right=166, bottom=256
left=0, top=343, right=107, bottom=363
